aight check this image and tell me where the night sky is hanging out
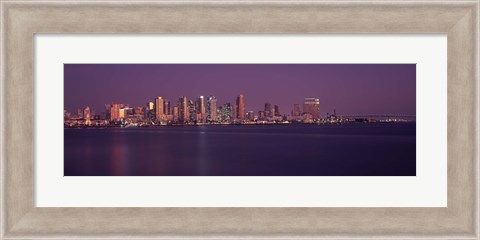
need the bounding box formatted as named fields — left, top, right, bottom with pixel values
left=64, top=64, right=416, bottom=116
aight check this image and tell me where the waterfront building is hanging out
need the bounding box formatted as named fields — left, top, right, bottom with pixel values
left=264, top=102, right=273, bottom=118
left=110, top=103, right=123, bottom=121
left=172, top=106, right=179, bottom=122
left=163, top=100, right=170, bottom=115
left=303, top=98, right=320, bottom=120
left=292, top=104, right=301, bottom=116
left=219, top=103, right=232, bottom=122
left=178, top=96, right=188, bottom=123
left=196, top=96, right=206, bottom=123
left=206, top=96, right=217, bottom=123
left=83, top=106, right=91, bottom=125
left=155, top=96, right=164, bottom=122
left=236, top=94, right=245, bottom=120
left=188, top=100, right=196, bottom=122
left=274, top=105, right=280, bottom=116
left=246, top=111, right=255, bottom=121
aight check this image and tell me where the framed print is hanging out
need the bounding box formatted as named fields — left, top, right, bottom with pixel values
left=1, top=0, right=478, bottom=239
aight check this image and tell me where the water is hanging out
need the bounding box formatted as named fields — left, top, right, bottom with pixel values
left=64, top=123, right=416, bottom=176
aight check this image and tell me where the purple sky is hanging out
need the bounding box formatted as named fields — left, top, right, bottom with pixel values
left=64, top=64, right=416, bottom=116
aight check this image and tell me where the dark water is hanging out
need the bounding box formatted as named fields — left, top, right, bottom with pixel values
left=64, top=123, right=416, bottom=176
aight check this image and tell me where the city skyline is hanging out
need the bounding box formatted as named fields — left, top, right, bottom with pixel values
left=64, top=64, right=416, bottom=116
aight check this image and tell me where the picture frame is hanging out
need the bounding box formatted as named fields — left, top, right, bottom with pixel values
left=1, top=0, right=478, bottom=239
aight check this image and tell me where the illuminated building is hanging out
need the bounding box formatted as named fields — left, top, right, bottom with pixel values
left=172, top=106, right=179, bottom=122
left=119, top=108, right=125, bottom=119
left=219, top=103, right=232, bottom=122
left=155, top=96, right=164, bottom=122
left=163, top=100, right=170, bottom=115
left=77, top=108, right=83, bottom=119
left=110, top=103, right=123, bottom=121
left=274, top=105, right=280, bottom=116
left=188, top=100, right=196, bottom=122
left=196, top=96, right=206, bottom=123
left=292, top=104, right=301, bottom=116
left=264, top=102, right=273, bottom=118
left=258, top=111, right=266, bottom=120
left=303, top=98, right=320, bottom=120
left=83, top=106, right=91, bottom=125
left=236, top=94, right=245, bottom=120
left=206, top=96, right=217, bottom=123
left=178, top=96, right=188, bottom=123
left=246, top=111, right=255, bottom=121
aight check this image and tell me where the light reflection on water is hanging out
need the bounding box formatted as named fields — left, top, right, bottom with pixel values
left=64, top=123, right=416, bottom=176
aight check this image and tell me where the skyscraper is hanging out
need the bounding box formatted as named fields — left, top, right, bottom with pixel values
left=172, top=106, right=179, bottom=122
left=264, top=102, right=273, bottom=118
left=155, top=96, right=164, bottom=122
left=196, top=96, right=206, bottom=123
left=188, top=100, right=196, bottom=122
left=83, top=106, right=91, bottom=125
left=163, top=100, right=170, bottom=115
left=236, top=94, right=245, bottom=120
left=178, top=96, right=188, bottom=123
left=206, top=96, right=217, bottom=123
left=220, top=103, right=232, bottom=122
left=303, top=98, right=320, bottom=119
left=110, top=103, right=123, bottom=121
left=274, top=105, right=280, bottom=116
left=292, top=104, right=301, bottom=116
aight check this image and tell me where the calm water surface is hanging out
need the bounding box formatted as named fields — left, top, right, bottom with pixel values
left=64, top=123, right=416, bottom=176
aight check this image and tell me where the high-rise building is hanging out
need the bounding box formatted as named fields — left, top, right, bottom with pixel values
left=274, top=105, right=280, bottom=116
left=178, top=96, right=188, bottom=123
left=219, top=103, right=232, bottom=122
left=236, top=94, right=245, bottom=120
left=172, top=106, right=179, bottom=122
left=246, top=111, right=255, bottom=121
left=264, top=102, right=273, bottom=118
left=206, top=96, right=217, bottom=123
left=196, top=96, right=206, bottom=123
left=163, top=100, right=170, bottom=115
left=119, top=108, right=126, bottom=119
left=110, top=103, right=123, bottom=121
left=292, top=104, right=301, bottom=116
left=188, top=100, right=196, bottom=122
left=83, top=106, right=91, bottom=125
left=77, top=108, right=83, bottom=119
left=303, top=98, right=320, bottom=119
left=155, top=96, right=164, bottom=122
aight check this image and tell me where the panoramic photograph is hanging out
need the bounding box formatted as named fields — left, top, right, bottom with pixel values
left=64, top=64, right=416, bottom=176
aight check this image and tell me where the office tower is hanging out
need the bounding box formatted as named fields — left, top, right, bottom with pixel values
left=264, top=102, right=273, bottom=118
left=119, top=108, right=126, bottom=119
left=220, top=103, right=232, bottom=122
left=110, top=103, right=123, bottom=121
left=172, top=106, right=179, bottom=122
left=258, top=111, right=266, bottom=120
left=155, top=96, right=164, bottom=122
left=163, top=100, right=170, bottom=115
left=246, top=111, right=255, bottom=121
left=77, top=108, right=83, bottom=119
left=178, top=96, right=188, bottom=123
left=206, top=96, right=217, bottom=123
left=274, top=105, right=280, bottom=116
left=303, top=98, right=321, bottom=119
left=236, top=94, right=245, bottom=120
left=195, top=96, right=206, bottom=123
left=188, top=100, right=196, bottom=122
left=83, top=106, right=91, bottom=125
left=148, top=101, right=154, bottom=111
left=292, top=104, right=301, bottom=116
